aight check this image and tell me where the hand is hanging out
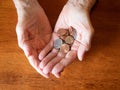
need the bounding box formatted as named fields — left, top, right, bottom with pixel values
left=39, top=0, right=95, bottom=78
left=14, top=0, right=52, bottom=78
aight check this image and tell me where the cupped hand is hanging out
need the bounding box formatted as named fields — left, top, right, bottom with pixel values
left=16, top=1, right=52, bottom=78
left=39, top=1, right=95, bottom=78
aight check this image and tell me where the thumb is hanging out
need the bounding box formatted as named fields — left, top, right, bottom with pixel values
left=77, top=43, right=86, bottom=61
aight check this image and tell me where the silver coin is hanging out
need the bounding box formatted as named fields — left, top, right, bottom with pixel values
left=54, top=39, right=63, bottom=49
left=72, top=29, right=77, bottom=39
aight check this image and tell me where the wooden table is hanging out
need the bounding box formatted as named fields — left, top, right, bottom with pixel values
left=0, top=0, right=120, bottom=90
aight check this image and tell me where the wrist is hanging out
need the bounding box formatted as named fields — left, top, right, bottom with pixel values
left=13, top=0, right=41, bottom=22
left=67, top=0, right=96, bottom=12
left=13, top=0, right=39, bottom=10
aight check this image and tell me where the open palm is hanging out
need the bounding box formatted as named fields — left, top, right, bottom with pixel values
left=39, top=2, right=94, bottom=78
left=16, top=4, right=52, bottom=78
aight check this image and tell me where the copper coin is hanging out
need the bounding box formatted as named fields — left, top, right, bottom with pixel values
left=60, top=34, right=68, bottom=40
left=69, top=26, right=77, bottom=39
left=65, top=36, right=74, bottom=45
left=54, top=39, right=63, bottom=49
left=60, top=44, right=70, bottom=53
left=57, top=29, right=69, bottom=36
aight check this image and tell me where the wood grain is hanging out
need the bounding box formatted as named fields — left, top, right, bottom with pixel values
left=0, top=0, right=120, bottom=90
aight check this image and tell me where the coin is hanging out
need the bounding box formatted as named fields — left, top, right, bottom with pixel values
left=60, top=44, right=70, bottom=53
left=57, top=29, right=69, bottom=36
left=69, top=26, right=77, bottom=39
left=54, top=39, right=63, bottom=49
left=60, top=34, right=68, bottom=40
left=65, top=36, right=74, bottom=45
left=54, top=27, right=77, bottom=53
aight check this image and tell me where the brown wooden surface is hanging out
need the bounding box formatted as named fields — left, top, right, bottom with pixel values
left=0, top=0, right=120, bottom=90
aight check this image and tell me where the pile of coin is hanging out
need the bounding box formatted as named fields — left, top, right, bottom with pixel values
left=54, top=26, right=77, bottom=53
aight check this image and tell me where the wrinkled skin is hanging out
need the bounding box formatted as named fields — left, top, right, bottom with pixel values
left=16, top=2, right=52, bottom=78
left=39, top=2, right=95, bottom=78
left=15, top=0, right=96, bottom=78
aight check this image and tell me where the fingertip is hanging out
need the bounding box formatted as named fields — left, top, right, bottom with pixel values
left=39, top=53, right=44, bottom=60
left=51, top=69, right=55, bottom=75
left=39, top=50, right=47, bottom=60
left=42, top=74, right=49, bottom=79
left=77, top=44, right=86, bottom=61
left=78, top=55, right=83, bottom=61
left=54, top=73, right=60, bottom=78
left=52, top=69, right=61, bottom=78
left=39, top=38, right=54, bottom=61
left=43, top=68, right=49, bottom=75
left=39, top=62, right=44, bottom=69
left=36, top=67, right=50, bottom=79
left=44, top=74, right=50, bottom=79
left=52, top=62, right=64, bottom=77
left=78, top=52, right=84, bottom=61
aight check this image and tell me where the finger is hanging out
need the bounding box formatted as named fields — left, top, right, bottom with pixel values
left=52, top=50, right=77, bottom=78
left=77, top=43, right=86, bottom=61
left=22, top=43, right=49, bottom=78
left=53, top=73, right=61, bottom=78
left=28, top=55, right=49, bottom=78
left=40, top=48, right=58, bottom=69
left=38, top=39, right=53, bottom=60
left=51, top=40, right=79, bottom=78
left=39, top=33, right=58, bottom=60
left=72, top=21, right=94, bottom=51
left=43, top=52, right=65, bottom=74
